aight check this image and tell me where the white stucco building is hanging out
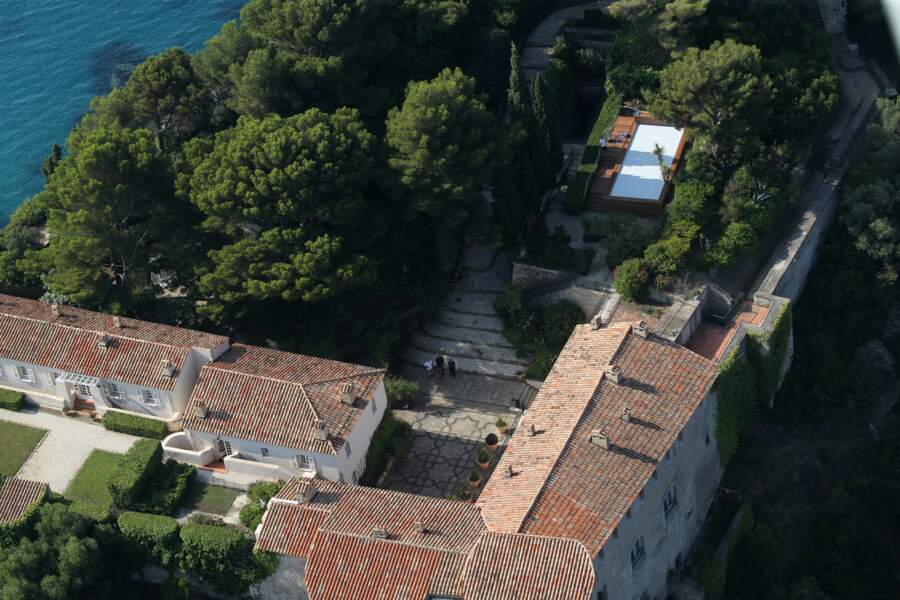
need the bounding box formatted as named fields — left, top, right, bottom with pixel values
left=167, top=344, right=387, bottom=486
left=0, top=294, right=228, bottom=426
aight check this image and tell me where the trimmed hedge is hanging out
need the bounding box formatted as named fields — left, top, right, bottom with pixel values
left=0, top=389, right=25, bottom=411
left=137, top=462, right=195, bottom=515
left=118, top=511, right=180, bottom=566
left=68, top=500, right=112, bottom=523
left=102, top=410, right=169, bottom=439
left=563, top=92, right=623, bottom=215
left=108, top=439, right=163, bottom=510
left=0, top=486, right=47, bottom=547
left=180, top=523, right=262, bottom=593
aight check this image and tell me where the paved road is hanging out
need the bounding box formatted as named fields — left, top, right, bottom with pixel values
left=1, top=406, right=138, bottom=492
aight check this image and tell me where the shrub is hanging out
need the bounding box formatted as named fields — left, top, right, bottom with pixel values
left=179, top=523, right=251, bottom=593
left=709, top=222, right=758, bottom=268
left=118, top=511, right=180, bottom=567
left=522, top=225, right=578, bottom=272
left=102, top=410, right=168, bottom=439
left=580, top=8, right=621, bottom=29
left=138, top=462, right=195, bottom=515
left=540, top=301, right=585, bottom=349
left=383, top=376, right=418, bottom=408
left=0, top=488, right=46, bottom=546
left=0, top=389, right=25, bottom=411
left=240, top=480, right=285, bottom=530
left=107, top=438, right=163, bottom=510
left=614, top=258, right=649, bottom=301
left=643, top=220, right=700, bottom=276
left=526, top=348, right=558, bottom=380
left=485, top=433, right=498, bottom=446
left=360, top=411, right=413, bottom=485
left=667, top=180, right=716, bottom=226
left=68, top=501, right=112, bottom=523
left=495, top=284, right=524, bottom=321
left=583, top=213, right=655, bottom=267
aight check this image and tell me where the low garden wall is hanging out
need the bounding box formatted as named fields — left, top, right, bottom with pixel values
left=511, top=261, right=577, bottom=290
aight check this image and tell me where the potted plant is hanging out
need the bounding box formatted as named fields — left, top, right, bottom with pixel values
left=485, top=432, right=499, bottom=451
left=495, top=417, right=508, bottom=435
left=468, top=470, right=481, bottom=488
left=477, top=447, right=491, bottom=470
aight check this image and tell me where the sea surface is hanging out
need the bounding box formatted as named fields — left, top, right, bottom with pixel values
left=0, top=0, right=243, bottom=222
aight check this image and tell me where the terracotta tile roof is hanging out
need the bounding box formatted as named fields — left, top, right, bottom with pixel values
left=478, top=323, right=718, bottom=556
left=181, top=344, right=384, bottom=454
left=0, top=294, right=228, bottom=390
left=463, top=532, right=595, bottom=600
left=477, top=322, right=632, bottom=533
left=256, top=478, right=597, bottom=599
left=0, top=477, right=47, bottom=524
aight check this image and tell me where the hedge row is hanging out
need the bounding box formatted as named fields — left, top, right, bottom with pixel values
left=562, top=92, right=623, bottom=214
left=102, top=410, right=169, bottom=439
left=0, top=389, right=25, bottom=411
left=118, top=511, right=180, bottom=567
left=108, top=439, right=163, bottom=510
left=0, top=486, right=47, bottom=547
left=68, top=501, right=112, bottom=523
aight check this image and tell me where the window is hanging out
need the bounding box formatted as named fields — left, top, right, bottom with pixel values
left=106, top=382, right=125, bottom=401
left=141, top=389, right=160, bottom=406
left=345, top=442, right=351, bottom=457
left=0, top=366, right=6, bottom=380
left=664, top=485, right=678, bottom=517
left=216, top=439, right=232, bottom=456
left=630, top=536, right=645, bottom=569
left=705, top=432, right=710, bottom=446
left=46, top=372, right=60, bottom=386
left=15, top=366, right=34, bottom=383
left=76, top=383, right=92, bottom=398
left=295, top=454, right=312, bottom=470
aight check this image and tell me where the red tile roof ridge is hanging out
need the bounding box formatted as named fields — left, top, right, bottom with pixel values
left=319, top=528, right=475, bottom=554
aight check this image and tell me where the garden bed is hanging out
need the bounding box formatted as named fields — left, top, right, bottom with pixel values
left=179, top=479, right=239, bottom=516
left=64, top=449, right=123, bottom=512
left=0, top=420, right=46, bottom=477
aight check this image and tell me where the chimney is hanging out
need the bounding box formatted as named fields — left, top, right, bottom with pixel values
left=633, top=321, right=649, bottom=338
left=622, top=405, right=632, bottom=423
left=296, top=480, right=318, bottom=503
left=112, top=316, right=122, bottom=329
left=413, top=520, right=427, bottom=534
left=590, top=314, right=603, bottom=330
left=51, top=304, right=60, bottom=317
left=505, top=463, right=515, bottom=478
left=97, top=334, right=111, bottom=350
left=194, top=401, right=208, bottom=419
left=312, top=420, right=328, bottom=442
left=605, top=365, right=622, bottom=384
left=340, top=382, right=355, bottom=406
left=591, top=429, right=610, bottom=449
left=527, top=423, right=536, bottom=437
left=371, top=527, right=389, bottom=540
left=161, top=359, right=175, bottom=378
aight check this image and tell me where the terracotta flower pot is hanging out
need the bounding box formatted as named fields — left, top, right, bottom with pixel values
left=468, top=475, right=481, bottom=488
left=478, top=459, right=490, bottom=470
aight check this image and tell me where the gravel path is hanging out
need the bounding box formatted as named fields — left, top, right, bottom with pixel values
left=0, top=406, right=138, bottom=492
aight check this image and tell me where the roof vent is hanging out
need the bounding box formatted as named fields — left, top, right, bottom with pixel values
left=527, top=423, right=536, bottom=437
left=606, top=365, right=622, bottom=384
left=591, top=429, right=610, bottom=450
left=312, top=420, right=328, bottom=442
left=161, top=359, right=175, bottom=378
left=112, top=316, right=122, bottom=329
left=296, top=480, right=318, bottom=503
left=97, top=334, right=112, bottom=350
left=371, top=527, right=389, bottom=540
left=340, top=382, right=355, bottom=406
left=622, top=405, right=632, bottom=423
left=51, top=304, right=60, bottom=317
left=590, top=314, right=603, bottom=330
left=194, top=401, right=208, bottom=419
left=413, top=520, right=427, bottom=534
left=634, top=321, right=649, bottom=338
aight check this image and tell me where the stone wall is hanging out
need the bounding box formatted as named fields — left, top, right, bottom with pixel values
left=511, top=261, right=577, bottom=290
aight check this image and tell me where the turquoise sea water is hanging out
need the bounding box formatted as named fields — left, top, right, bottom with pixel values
left=0, top=0, right=241, bottom=221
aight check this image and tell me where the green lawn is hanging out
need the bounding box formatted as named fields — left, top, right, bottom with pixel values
left=64, top=449, right=123, bottom=509
left=179, top=479, right=239, bottom=515
left=0, top=420, right=46, bottom=477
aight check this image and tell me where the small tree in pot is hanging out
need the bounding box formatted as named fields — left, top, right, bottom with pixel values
left=477, top=447, right=491, bottom=469
left=485, top=433, right=499, bottom=451
left=468, top=471, right=481, bottom=488
left=495, top=417, right=508, bottom=435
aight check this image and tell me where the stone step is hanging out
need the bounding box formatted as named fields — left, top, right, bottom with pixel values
left=401, top=347, right=526, bottom=380
left=442, top=291, right=501, bottom=317
left=422, top=322, right=516, bottom=349
left=408, top=331, right=528, bottom=366
left=435, top=309, right=506, bottom=333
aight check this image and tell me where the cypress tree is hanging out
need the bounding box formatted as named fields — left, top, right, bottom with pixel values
left=507, top=42, right=528, bottom=119
left=530, top=75, right=556, bottom=188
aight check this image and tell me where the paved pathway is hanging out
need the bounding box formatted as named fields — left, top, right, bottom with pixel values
left=387, top=393, right=520, bottom=499
left=521, top=1, right=612, bottom=78
left=1, top=406, right=138, bottom=492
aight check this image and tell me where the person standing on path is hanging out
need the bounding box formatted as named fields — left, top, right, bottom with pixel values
left=435, top=355, right=445, bottom=379
left=424, top=360, right=434, bottom=379
left=448, top=358, right=457, bottom=378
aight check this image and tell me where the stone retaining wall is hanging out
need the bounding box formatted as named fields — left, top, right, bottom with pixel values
left=511, top=261, right=577, bottom=290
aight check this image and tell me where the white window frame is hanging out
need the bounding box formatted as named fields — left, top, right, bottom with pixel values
left=664, top=484, right=678, bottom=517
left=141, top=389, right=160, bottom=407
left=216, top=438, right=233, bottom=457
left=294, top=454, right=313, bottom=470
left=105, top=382, right=125, bottom=401
left=630, top=536, right=645, bottom=569
left=76, top=383, right=92, bottom=398
left=15, top=365, right=34, bottom=383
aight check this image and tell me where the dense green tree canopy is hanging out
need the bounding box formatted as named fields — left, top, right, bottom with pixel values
left=183, top=108, right=378, bottom=318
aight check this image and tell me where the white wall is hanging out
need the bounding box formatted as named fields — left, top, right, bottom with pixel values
left=593, top=391, right=722, bottom=600
left=335, top=380, right=387, bottom=484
